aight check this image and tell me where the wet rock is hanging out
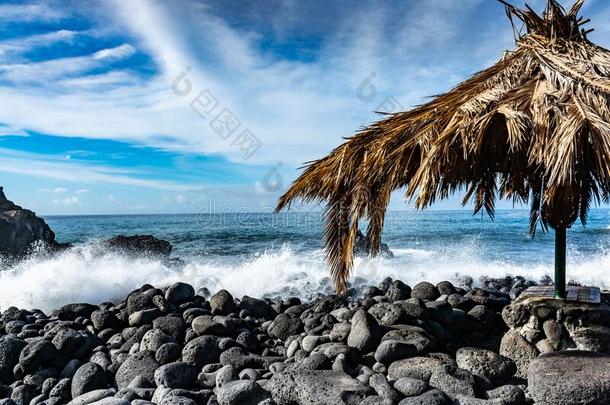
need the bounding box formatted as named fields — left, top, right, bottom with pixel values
left=386, top=281, right=411, bottom=302
left=436, top=281, right=456, bottom=296
left=411, top=282, right=439, bottom=301
left=354, top=230, right=393, bottom=259
left=104, top=235, right=172, bottom=258
left=210, top=290, right=236, bottom=316
left=165, top=283, right=194, bottom=306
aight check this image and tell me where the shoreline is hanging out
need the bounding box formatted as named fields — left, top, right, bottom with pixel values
left=0, top=276, right=570, bottom=404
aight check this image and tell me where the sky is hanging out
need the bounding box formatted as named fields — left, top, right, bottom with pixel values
left=1, top=0, right=610, bottom=215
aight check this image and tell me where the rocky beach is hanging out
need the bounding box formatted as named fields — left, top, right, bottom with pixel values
left=2, top=188, right=610, bottom=404
left=0, top=274, right=609, bottom=405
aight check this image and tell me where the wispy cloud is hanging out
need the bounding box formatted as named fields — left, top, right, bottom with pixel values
left=1, top=149, right=195, bottom=192
left=0, top=3, right=65, bottom=22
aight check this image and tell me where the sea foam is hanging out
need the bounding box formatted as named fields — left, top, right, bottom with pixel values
left=1, top=241, right=609, bottom=312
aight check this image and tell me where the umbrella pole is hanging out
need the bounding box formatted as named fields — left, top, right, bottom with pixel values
left=554, top=227, right=567, bottom=299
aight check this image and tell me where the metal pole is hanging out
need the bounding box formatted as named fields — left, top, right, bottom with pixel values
left=554, top=227, right=566, bottom=299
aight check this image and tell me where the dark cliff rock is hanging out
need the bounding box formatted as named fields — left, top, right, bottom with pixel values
left=0, top=187, right=68, bottom=258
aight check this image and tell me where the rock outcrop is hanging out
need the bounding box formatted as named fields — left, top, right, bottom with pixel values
left=103, top=235, right=172, bottom=258
left=354, top=230, right=394, bottom=258
left=0, top=187, right=68, bottom=258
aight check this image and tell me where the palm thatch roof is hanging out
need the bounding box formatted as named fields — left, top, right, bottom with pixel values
left=276, top=0, right=610, bottom=293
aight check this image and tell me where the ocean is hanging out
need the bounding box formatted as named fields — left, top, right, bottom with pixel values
left=2, top=209, right=610, bottom=312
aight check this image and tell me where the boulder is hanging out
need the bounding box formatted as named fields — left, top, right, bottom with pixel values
left=393, top=377, right=428, bottom=397
left=397, top=389, right=447, bottom=405
left=485, top=385, right=525, bottom=405
left=269, top=369, right=371, bottom=404
left=528, top=351, right=610, bottom=405
left=182, top=336, right=221, bottom=368
left=499, top=330, right=539, bottom=378
left=216, top=380, right=270, bottom=405
left=155, top=342, right=182, bottom=364
left=115, top=351, right=160, bottom=389
left=347, top=309, right=383, bottom=352
left=267, top=314, right=303, bottom=341
left=374, top=340, right=417, bottom=364
left=210, top=290, right=237, bottom=315
left=386, top=280, right=411, bottom=301
left=154, top=362, right=197, bottom=389
left=19, top=339, right=60, bottom=374
left=456, top=347, right=516, bottom=382
left=387, top=357, right=447, bottom=382
left=0, top=335, right=26, bottom=383
left=165, top=282, right=195, bottom=305
left=71, top=362, right=108, bottom=398
left=428, top=364, right=476, bottom=400
left=411, top=282, right=439, bottom=301
left=104, top=235, right=172, bottom=258
left=0, top=187, right=69, bottom=258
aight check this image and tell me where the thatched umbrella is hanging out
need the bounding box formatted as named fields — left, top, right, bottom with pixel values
left=276, top=0, right=610, bottom=299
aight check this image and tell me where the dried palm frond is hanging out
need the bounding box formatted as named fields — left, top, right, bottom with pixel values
left=276, top=0, right=610, bottom=293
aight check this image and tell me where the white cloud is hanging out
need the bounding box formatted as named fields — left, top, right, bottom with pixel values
left=52, top=196, right=81, bottom=206
left=0, top=44, right=135, bottom=83
left=0, top=30, right=77, bottom=60
left=175, top=194, right=187, bottom=204
left=93, top=44, right=135, bottom=60
left=39, top=187, right=68, bottom=194
left=75, top=188, right=90, bottom=195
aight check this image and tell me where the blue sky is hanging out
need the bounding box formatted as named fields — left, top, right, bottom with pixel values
left=1, top=0, right=610, bottom=215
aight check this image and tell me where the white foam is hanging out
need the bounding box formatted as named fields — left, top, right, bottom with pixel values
left=1, top=242, right=609, bottom=313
